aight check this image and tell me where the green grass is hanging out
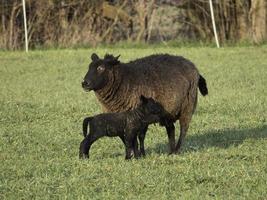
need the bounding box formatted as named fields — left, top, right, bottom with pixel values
left=0, top=46, right=266, bottom=199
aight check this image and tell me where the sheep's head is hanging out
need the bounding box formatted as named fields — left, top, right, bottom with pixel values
left=82, top=53, right=120, bottom=91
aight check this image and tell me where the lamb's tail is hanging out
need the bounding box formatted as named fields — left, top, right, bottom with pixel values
left=82, top=117, right=93, bottom=138
left=198, top=74, right=208, bottom=96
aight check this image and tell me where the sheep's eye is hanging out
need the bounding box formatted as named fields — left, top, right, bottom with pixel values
left=97, top=65, right=105, bottom=72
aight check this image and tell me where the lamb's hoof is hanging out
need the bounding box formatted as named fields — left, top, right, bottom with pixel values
left=79, top=153, right=89, bottom=159
left=125, top=151, right=134, bottom=160
left=139, top=150, right=146, bottom=157
left=80, top=132, right=86, bottom=138
left=134, top=153, right=141, bottom=159
left=125, top=156, right=132, bottom=160
left=168, top=150, right=176, bottom=156
left=175, top=150, right=182, bottom=155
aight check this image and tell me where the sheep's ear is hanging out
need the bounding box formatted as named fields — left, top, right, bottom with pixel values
left=140, top=95, right=148, bottom=104
left=91, top=53, right=99, bottom=62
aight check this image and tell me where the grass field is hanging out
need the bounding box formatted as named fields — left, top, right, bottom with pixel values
left=0, top=46, right=266, bottom=199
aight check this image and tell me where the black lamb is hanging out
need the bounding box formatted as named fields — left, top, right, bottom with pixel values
left=79, top=95, right=167, bottom=159
left=81, top=53, right=208, bottom=155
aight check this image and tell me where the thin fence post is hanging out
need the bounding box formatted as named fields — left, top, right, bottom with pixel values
left=209, top=0, right=220, bottom=48
left=22, top=0, right=28, bottom=52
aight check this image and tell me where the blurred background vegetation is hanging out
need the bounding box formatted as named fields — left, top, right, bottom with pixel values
left=0, top=0, right=266, bottom=50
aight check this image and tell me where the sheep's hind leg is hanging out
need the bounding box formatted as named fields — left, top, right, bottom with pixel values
left=138, top=126, right=148, bottom=157
left=175, top=115, right=191, bottom=154
left=175, top=81, right=197, bottom=154
left=175, top=93, right=195, bottom=154
left=165, top=123, right=176, bottom=154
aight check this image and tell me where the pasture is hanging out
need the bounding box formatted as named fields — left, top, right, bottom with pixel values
left=0, top=46, right=266, bottom=199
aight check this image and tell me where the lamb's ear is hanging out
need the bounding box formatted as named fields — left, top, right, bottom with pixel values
left=115, top=55, right=120, bottom=61
left=107, top=55, right=120, bottom=66
left=140, top=95, right=148, bottom=104
left=91, top=53, right=99, bottom=62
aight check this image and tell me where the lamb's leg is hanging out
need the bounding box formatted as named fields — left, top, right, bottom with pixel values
left=79, top=132, right=101, bottom=159
left=125, top=129, right=137, bottom=160
left=138, top=126, right=148, bottom=156
left=119, top=135, right=130, bottom=155
left=119, top=135, right=126, bottom=145
left=82, top=117, right=92, bottom=138
left=133, top=135, right=139, bottom=158
left=165, top=123, right=176, bottom=154
left=119, top=135, right=136, bottom=157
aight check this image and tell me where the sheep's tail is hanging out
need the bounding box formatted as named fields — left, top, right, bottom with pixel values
left=198, top=74, right=208, bottom=96
left=82, top=117, right=93, bottom=138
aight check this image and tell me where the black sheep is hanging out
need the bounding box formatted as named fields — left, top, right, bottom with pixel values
left=81, top=53, right=208, bottom=155
left=79, top=95, right=167, bottom=159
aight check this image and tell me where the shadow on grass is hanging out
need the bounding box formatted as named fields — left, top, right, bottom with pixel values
left=148, top=125, right=267, bottom=155
left=92, top=125, right=267, bottom=159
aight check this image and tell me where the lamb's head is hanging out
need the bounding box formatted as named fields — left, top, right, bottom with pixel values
left=82, top=53, right=120, bottom=91
left=138, top=95, right=166, bottom=122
